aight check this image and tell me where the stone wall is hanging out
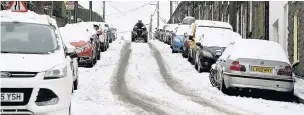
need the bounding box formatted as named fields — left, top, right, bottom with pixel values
left=288, top=1, right=304, bottom=76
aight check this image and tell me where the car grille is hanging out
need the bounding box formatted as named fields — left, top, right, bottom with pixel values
left=1, top=71, right=37, bottom=78
left=1, top=109, right=33, bottom=115
left=1, top=88, right=33, bottom=106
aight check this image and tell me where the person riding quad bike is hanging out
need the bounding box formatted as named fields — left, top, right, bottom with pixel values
left=132, top=20, right=148, bottom=43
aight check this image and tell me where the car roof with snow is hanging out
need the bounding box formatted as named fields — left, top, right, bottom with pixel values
left=0, top=10, right=57, bottom=26
left=228, top=39, right=290, bottom=63
left=194, top=20, right=233, bottom=30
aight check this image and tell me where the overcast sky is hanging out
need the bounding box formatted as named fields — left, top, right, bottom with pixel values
left=79, top=1, right=170, bottom=38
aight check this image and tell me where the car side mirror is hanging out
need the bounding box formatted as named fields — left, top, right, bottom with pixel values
left=66, top=47, right=78, bottom=58
left=196, top=42, right=202, bottom=47
left=75, top=48, right=83, bottom=54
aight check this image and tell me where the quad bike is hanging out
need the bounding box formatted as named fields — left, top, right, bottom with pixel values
left=131, top=26, right=148, bottom=43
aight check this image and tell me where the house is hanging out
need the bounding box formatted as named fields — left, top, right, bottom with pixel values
left=269, top=1, right=289, bottom=54
left=287, top=1, right=303, bottom=77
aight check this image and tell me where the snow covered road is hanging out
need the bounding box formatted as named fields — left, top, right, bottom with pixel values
left=149, top=40, right=304, bottom=115
left=71, top=39, right=304, bottom=115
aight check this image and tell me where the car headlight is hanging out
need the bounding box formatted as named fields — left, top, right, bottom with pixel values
left=44, top=64, right=67, bottom=79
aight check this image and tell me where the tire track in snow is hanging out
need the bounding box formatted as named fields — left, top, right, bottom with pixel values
left=148, top=42, right=255, bottom=115
left=111, top=41, right=167, bottom=115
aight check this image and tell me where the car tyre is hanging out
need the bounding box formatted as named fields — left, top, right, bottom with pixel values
left=209, top=69, right=217, bottom=87
left=87, top=55, right=95, bottom=68
left=97, top=52, right=101, bottom=60
left=73, top=78, right=78, bottom=90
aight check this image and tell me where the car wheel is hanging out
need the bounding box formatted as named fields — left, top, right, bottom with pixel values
left=209, top=69, right=217, bottom=87
left=73, top=78, right=78, bottom=90
left=97, top=52, right=101, bottom=60
left=187, top=51, right=192, bottom=62
left=109, top=39, right=113, bottom=43
left=101, top=45, right=105, bottom=52
left=87, top=55, right=95, bottom=68
left=197, top=60, right=203, bottom=73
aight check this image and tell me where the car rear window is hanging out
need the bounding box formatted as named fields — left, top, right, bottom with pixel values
left=230, top=39, right=290, bottom=63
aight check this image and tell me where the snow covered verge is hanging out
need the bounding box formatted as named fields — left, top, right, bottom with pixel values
left=150, top=40, right=304, bottom=115
left=71, top=39, right=135, bottom=115
left=124, top=43, right=225, bottom=115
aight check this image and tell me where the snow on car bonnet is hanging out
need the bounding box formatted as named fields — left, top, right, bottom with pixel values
left=230, top=39, right=290, bottom=63
left=197, top=28, right=241, bottom=47
left=175, top=25, right=191, bottom=35
left=0, top=10, right=53, bottom=25
left=59, top=24, right=92, bottom=44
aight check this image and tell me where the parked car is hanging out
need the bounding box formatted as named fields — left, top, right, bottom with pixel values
left=60, top=24, right=99, bottom=68
left=105, top=23, right=114, bottom=43
left=293, top=61, right=304, bottom=102
left=161, top=25, right=169, bottom=42
left=94, top=23, right=109, bottom=52
left=187, top=20, right=233, bottom=66
left=181, top=16, right=195, bottom=58
left=1, top=10, right=75, bottom=114
left=194, top=28, right=241, bottom=72
left=212, top=39, right=294, bottom=96
left=171, top=24, right=191, bottom=53
left=165, top=24, right=179, bottom=45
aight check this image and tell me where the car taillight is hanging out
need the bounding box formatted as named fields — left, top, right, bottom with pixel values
left=277, top=65, right=292, bottom=76
left=230, top=60, right=246, bottom=72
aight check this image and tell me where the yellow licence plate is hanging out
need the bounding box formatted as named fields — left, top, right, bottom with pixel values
left=252, top=66, right=273, bottom=73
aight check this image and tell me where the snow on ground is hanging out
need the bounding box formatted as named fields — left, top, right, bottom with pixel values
left=71, top=39, right=135, bottom=115
left=150, top=40, right=304, bottom=115
left=124, top=43, right=225, bottom=115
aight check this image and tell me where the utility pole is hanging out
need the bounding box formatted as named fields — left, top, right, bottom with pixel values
left=170, top=1, right=172, bottom=24
left=149, top=14, right=153, bottom=40
left=74, top=1, right=78, bottom=23
left=157, top=1, right=159, bottom=28
left=50, top=1, right=53, bottom=16
left=103, top=1, right=105, bottom=22
left=89, top=1, right=92, bottom=21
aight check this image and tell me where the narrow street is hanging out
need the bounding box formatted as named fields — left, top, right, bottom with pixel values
left=71, top=39, right=304, bottom=115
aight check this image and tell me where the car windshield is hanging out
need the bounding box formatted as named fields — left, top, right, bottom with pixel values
left=1, top=22, right=58, bottom=54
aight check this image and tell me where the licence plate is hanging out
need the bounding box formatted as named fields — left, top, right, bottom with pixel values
left=252, top=66, right=273, bottom=73
left=1, top=93, right=24, bottom=102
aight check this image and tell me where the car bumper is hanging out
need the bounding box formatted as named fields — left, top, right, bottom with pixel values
left=1, top=73, right=73, bottom=115
left=223, top=72, right=294, bottom=92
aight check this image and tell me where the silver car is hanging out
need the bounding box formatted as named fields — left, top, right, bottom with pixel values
left=213, top=39, right=294, bottom=95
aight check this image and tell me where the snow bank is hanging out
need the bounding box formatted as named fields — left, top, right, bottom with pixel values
left=150, top=40, right=304, bottom=115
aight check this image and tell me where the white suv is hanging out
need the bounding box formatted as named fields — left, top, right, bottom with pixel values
left=1, top=11, right=77, bottom=115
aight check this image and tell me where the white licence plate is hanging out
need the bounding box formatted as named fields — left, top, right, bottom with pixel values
left=1, top=93, right=24, bottom=102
